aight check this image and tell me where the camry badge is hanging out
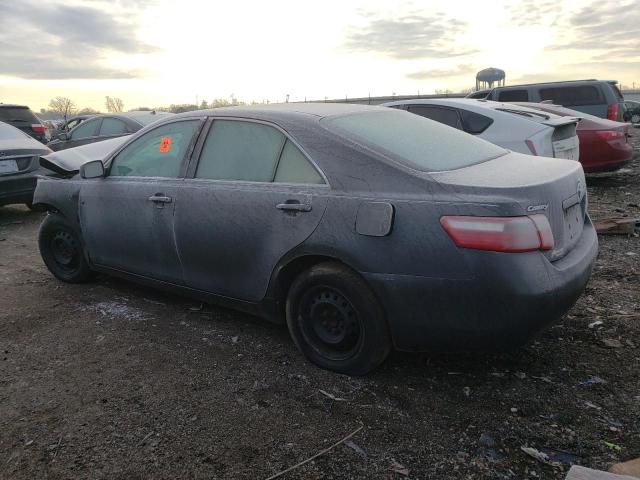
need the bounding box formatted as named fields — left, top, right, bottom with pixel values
left=527, top=204, right=548, bottom=212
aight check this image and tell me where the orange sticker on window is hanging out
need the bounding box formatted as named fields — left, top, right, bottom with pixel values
left=159, top=137, right=172, bottom=153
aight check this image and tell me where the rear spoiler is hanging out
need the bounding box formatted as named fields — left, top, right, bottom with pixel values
left=541, top=117, right=581, bottom=128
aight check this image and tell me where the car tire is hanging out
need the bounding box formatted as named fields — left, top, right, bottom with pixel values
left=632, top=113, right=640, bottom=124
left=286, top=262, right=391, bottom=375
left=38, top=213, right=93, bottom=283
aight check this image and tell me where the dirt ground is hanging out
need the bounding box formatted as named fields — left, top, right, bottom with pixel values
left=1, top=135, right=639, bottom=480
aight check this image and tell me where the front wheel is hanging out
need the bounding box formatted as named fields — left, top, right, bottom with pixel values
left=632, top=113, right=640, bottom=124
left=286, top=262, right=391, bottom=375
left=38, top=214, right=93, bottom=283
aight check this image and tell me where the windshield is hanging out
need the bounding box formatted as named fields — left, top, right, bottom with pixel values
left=0, top=122, right=29, bottom=140
left=322, top=109, right=506, bottom=172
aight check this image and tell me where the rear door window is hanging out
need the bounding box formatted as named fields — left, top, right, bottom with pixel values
left=99, top=118, right=128, bottom=136
left=109, top=120, right=200, bottom=178
left=539, top=86, right=603, bottom=106
left=497, top=89, right=529, bottom=102
left=71, top=119, right=100, bottom=139
left=195, top=120, right=284, bottom=182
left=406, top=105, right=461, bottom=129
left=274, top=140, right=324, bottom=184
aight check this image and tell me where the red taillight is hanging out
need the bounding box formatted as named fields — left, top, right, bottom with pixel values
left=31, top=124, right=45, bottom=133
left=606, top=104, right=618, bottom=121
left=525, top=139, right=537, bottom=155
left=595, top=129, right=624, bottom=141
left=440, top=214, right=554, bottom=253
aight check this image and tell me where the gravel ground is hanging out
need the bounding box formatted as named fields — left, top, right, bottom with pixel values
left=1, top=134, right=638, bottom=479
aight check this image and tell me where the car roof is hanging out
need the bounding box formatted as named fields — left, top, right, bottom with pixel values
left=173, top=103, right=386, bottom=122
left=491, top=79, right=614, bottom=89
left=0, top=104, right=31, bottom=109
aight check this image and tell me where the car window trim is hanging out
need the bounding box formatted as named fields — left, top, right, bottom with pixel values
left=185, top=116, right=329, bottom=186
left=104, top=117, right=207, bottom=179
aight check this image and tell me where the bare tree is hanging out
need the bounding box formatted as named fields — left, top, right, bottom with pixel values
left=48, top=96, right=77, bottom=121
left=105, top=96, right=124, bottom=113
left=77, top=107, right=101, bottom=115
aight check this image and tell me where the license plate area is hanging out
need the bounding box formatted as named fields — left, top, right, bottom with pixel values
left=564, top=203, right=583, bottom=243
left=0, top=159, right=19, bottom=175
left=553, top=137, right=579, bottom=160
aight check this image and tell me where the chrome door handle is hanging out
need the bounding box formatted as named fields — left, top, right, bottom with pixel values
left=148, top=194, right=172, bottom=204
left=276, top=202, right=312, bottom=212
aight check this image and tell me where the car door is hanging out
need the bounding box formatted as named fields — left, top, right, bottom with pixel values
left=78, top=118, right=203, bottom=283
left=174, top=118, right=329, bottom=302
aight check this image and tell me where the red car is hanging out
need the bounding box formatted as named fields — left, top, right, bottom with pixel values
left=515, top=102, right=633, bottom=173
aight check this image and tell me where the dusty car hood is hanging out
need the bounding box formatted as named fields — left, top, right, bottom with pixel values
left=40, top=135, right=129, bottom=174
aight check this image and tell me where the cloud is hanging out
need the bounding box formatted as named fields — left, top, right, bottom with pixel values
left=507, top=0, right=562, bottom=27
left=0, top=0, right=157, bottom=79
left=545, top=0, right=640, bottom=57
left=406, top=64, right=475, bottom=81
left=343, top=11, right=477, bottom=60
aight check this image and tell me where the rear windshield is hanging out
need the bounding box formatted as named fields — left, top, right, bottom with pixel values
left=0, top=122, right=29, bottom=140
left=0, top=106, right=38, bottom=123
left=322, top=109, right=506, bottom=172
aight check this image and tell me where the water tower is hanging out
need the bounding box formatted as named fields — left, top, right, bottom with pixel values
left=476, top=68, right=505, bottom=90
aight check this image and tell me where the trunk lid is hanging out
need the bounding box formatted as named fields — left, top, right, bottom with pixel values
left=432, top=151, right=587, bottom=261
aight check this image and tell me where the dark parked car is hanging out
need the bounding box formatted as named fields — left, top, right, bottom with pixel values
left=47, top=110, right=173, bottom=151
left=515, top=102, right=633, bottom=172
left=0, top=121, right=52, bottom=208
left=34, top=104, right=598, bottom=374
left=484, top=80, right=625, bottom=121
left=623, top=100, right=640, bottom=124
left=49, top=114, right=96, bottom=138
left=0, top=104, right=48, bottom=143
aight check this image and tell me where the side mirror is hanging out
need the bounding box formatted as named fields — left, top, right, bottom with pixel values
left=80, top=160, right=105, bottom=179
left=57, top=132, right=69, bottom=141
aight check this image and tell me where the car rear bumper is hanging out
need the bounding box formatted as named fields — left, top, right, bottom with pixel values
left=580, top=140, right=633, bottom=173
left=0, top=171, right=40, bottom=206
left=362, top=216, right=598, bottom=352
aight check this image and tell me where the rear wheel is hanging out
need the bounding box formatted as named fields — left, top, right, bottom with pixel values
left=632, top=113, right=640, bottom=124
left=38, top=214, right=93, bottom=283
left=286, top=262, right=391, bottom=375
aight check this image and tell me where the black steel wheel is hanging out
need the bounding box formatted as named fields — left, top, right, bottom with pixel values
left=286, top=262, right=391, bottom=375
left=39, top=213, right=93, bottom=283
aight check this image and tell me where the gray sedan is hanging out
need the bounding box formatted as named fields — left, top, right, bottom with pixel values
left=34, top=104, right=598, bottom=374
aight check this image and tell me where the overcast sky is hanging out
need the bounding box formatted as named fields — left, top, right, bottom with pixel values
left=0, top=0, right=638, bottom=111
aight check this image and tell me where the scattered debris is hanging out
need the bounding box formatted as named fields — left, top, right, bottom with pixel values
left=603, top=338, right=624, bottom=349
left=264, top=424, right=363, bottom=480
left=594, top=217, right=639, bottom=235
left=589, top=320, right=604, bottom=329
left=344, top=440, right=367, bottom=459
left=581, top=376, right=607, bottom=386
left=567, top=465, right=636, bottom=480
left=389, top=459, right=410, bottom=477
left=521, top=446, right=562, bottom=468
left=318, top=389, right=347, bottom=402
left=231, top=336, right=239, bottom=344
left=604, top=441, right=622, bottom=452
left=463, top=386, right=471, bottom=397
left=585, top=401, right=602, bottom=410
